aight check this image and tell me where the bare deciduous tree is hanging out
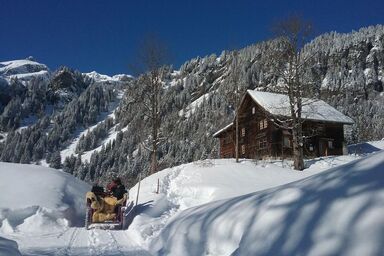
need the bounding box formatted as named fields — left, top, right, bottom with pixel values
left=133, top=36, right=170, bottom=175
left=267, top=15, right=314, bottom=170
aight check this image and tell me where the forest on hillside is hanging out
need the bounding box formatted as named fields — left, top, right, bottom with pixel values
left=0, top=25, right=383, bottom=187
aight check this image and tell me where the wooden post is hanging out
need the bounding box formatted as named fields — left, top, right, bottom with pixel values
left=135, top=173, right=142, bottom=206
left=156, top=178, right=160, bottom=194
left=236, top=113, right=239, bottom=163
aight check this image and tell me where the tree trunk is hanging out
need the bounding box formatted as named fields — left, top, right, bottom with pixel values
left=150, top=75, right=159, bottom=175
left=292, top=124, right=304, bottom=170
left=235, top=113, right=239, bottom=162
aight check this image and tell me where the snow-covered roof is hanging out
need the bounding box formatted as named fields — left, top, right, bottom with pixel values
left=213, top=123, right=233, bottom=137
left=213, top=90, right=353, bottom=138
left=247, top=90, right=354, bottom=124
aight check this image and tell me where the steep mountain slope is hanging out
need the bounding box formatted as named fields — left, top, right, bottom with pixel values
left=0, top=61, right=130, bottom=171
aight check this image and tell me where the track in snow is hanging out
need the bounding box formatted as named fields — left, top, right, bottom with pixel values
left=58, top=227, right=81, bottom=256
left=15, top=227, right=152, bottom=256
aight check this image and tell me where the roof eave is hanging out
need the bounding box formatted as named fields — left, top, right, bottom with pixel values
left=213, top=123, right=234, bottom=138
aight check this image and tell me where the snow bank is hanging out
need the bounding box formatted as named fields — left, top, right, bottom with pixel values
left=0, top=236, right=21, bottom=256
left=150, top=150, right=384, bottom=256
left=0, top=163, right=90, bottom=235
left=348, top=139, right=384, bottom=154
left=126, top=155, right=361, bottom=248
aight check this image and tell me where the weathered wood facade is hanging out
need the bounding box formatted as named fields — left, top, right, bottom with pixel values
left=214, top=92, right=353, bottom=160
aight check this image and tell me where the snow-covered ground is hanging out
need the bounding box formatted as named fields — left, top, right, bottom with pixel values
left=0, top=162, right=150, bottom=255
left=151, top=150, right=384, bottom=256
left=0, top=140, right=383, bottom=255
left=0, top=163, right=89, bottom=255
left=124, top=153, right=368, bottom=251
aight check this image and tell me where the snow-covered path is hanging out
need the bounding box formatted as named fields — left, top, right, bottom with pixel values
left=10, top=227, right=151, bottom=256
left=0, top=163, right=151, bottom=255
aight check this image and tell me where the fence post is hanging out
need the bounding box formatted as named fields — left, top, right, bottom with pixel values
left=135, top=173, right=142, bottom=206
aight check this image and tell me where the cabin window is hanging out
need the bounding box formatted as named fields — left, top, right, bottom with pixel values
left=283, top=136, right=291, bottom=148
left=252, top=107, right=256, bottom=114
left=259, top=137, right=267, bottom=149
left=328, top=140, right=334, bottom=149
left=259, top=119, right=268, bottom=130
left=241, top=128, right=246, bottom=137
left=241, top=145, right=246, bottom=155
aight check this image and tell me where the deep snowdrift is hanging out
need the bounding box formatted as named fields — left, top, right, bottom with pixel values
left=150, top=150, right=384, bottom=256
left=0, top=162, right=90, bottom=235
left=126, top=154, right=363, bottom=249
left=0, top=163, right=152, bottom=255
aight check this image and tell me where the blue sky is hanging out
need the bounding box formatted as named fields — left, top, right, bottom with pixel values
left=0, top=0, right=383, bottom=75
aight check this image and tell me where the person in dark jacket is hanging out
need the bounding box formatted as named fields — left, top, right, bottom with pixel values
left=107, top=177, right=127, bottom=201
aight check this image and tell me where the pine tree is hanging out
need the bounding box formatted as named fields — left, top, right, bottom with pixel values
left=49, top=150, right=62, bottom=169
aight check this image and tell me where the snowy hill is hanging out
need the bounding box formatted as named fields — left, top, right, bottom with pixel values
left=150, top=150, right=384, bottom=256
left=0, top=163, right=90, bottom=233
left=0, top=162, right=152, bottom=255
left=0, top=141, right=383, bottom=255
left=0, top=163, right=89, bottom=255
left=0, top=58, right=50, bottom=82
left=124, top=151, right=381, bottom=251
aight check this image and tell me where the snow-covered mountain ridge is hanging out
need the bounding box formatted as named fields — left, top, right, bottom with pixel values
left=0, top=58, right=132, bottom=85
left=84, top=71, right=133, bottom=83
left=0, top=58, right=50, bottom=83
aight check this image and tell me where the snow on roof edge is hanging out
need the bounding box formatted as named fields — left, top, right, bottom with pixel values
left=213, top=123, right=233, bottom=137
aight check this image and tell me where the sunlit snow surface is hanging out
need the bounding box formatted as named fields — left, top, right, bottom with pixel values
left=0, top=163, right=150, bottom=255
left=0, top=140, right=383, bottom=255
left=149, top=145, right=384, bottom=255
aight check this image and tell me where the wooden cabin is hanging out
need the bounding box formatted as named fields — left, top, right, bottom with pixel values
left=213, top=90, right=354, bottom=159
